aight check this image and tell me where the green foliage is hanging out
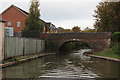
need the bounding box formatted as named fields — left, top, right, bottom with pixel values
left=59, top=42, right=90, bottom=54
left=96, top=50, right=120, bottom=59
left=96, top=42, right=120, bottom=59
left=2, top=58, right=17, bottom=64
left=45, top=40, right=91, bottom=54
left=45, top=40, right=60, bottom=52
left=94, top=32, right=120, bottom=58
left=94, top=2, right=120, bottom=32
left=111, top=32, right=120, bottom=42
left=22, top=0, right=44, bottom=38
left=111, top=43, right=120, bottom=55
left=57, top=27, right=64, bottom=31
left=60, top=42, right=75, bottom=53
left=83, top=29, right=96, bottom=32
left=72, top=26, right=81, bottom=32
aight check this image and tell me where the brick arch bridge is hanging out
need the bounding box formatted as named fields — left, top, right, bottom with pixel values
left=40, top=32, right=111, bottom=52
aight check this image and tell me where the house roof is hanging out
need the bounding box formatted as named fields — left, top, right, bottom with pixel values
left=84, top=27, right=91, bottom=31
left=1, top=4, right=29, bottom=16
left=14, top=5, right=29, bottom=15
left=1, top=5, right=48, bottom=22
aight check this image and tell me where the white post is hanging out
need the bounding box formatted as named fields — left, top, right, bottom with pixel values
left=0, top=20, right=5, bottom=80
left=0, top=21, right=5, bottom=61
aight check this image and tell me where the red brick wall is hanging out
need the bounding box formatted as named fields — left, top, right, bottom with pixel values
left=40, top=32, right=111, bottom=40
left=2, top=6, right=27, bottom=32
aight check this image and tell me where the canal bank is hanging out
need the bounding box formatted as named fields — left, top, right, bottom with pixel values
left=0, top=53, right=55, bottom=68
left=87, top=43, right=120, bottom=62
left=87, top=54, right=120, bottom=62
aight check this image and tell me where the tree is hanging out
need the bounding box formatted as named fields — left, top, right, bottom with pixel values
left=57, top=27, right=64, bottom=31
left=72, top=26, right=81, bottom=32
left=57, top=27, right=64, bottom=33
left=22, top=0, right=44, bottom=38
left=94, top=2, right=120, bottom=32
left=83, top=29, right=96, bottom=32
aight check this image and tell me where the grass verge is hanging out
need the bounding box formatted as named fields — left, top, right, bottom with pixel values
left=95, top=41, right=120, bottom=59
left=95, top=50, right=120, bottom=59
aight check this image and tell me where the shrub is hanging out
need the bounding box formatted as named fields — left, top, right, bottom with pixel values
left=45, top=40, right=60, bottom=52
left=111, top=32, right=120, bottom=42
left=111, top=43, right=120, bottom=55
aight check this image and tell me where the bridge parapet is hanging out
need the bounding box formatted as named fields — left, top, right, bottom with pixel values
left=40, top=32, right=111, bottom=40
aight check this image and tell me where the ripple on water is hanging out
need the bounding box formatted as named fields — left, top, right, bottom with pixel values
left=2, top=49, right=118, bottom=78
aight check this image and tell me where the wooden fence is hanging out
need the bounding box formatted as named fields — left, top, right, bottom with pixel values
left=4, top=37, right=45, bottom=59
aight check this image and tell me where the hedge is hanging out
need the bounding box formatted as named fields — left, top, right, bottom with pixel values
left=111, top=32, right=120, bottom=42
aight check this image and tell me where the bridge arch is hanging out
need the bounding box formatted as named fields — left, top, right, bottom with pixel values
left=58, top=39, right=92, bottom=53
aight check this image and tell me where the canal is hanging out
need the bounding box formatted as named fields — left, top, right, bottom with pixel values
left=2, top=49, right=120, bottom=79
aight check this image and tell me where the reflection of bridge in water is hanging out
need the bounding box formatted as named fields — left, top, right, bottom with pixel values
left=40, top=32, right=111, bottom=52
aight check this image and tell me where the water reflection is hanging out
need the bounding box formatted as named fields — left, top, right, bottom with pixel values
left=2, top=49, right=119, bottom=78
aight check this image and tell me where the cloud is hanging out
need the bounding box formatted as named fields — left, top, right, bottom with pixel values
left=0, top=2, right=29, bottom=13
left=51, top=19, right=95, bottom=30
left=41, top=2, right=98, bottom=20
left=0, top=0, right=100, bottom=29
left=40, top=0, right=102, bottom=2
left=0, top=0, right=102, bottom=3
left=0, top=0, right=30, bottom=2
left=40, top=2, right=98, bottom=29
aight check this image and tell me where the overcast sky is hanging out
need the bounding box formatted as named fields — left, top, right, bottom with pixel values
left=0, top=0, right=104, bottom=30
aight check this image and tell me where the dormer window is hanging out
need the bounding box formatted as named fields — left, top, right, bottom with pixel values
left=17, top=22, right=21, bottom=27
left=7, top=22, right=11, bottom=26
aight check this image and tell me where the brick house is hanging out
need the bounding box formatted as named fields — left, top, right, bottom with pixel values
left=1, top=5, right=28, bottom=34
left=1, top=5, right=57, bottom=36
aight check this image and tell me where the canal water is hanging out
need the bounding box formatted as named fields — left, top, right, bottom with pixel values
left=2, top=49, right=120, bottom=79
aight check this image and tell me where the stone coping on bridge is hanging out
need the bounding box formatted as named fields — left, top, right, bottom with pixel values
left=43, top=32, right=112, bottom=34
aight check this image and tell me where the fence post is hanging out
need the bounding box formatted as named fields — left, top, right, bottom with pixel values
left=23, top=38, right=25, bottom=56
left=0, top=21, right=5, bottom=61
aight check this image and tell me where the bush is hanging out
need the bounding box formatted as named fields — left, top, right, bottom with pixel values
left=111, top=43, right=120, bottom=55
left=111, top=32, right=120, bottom=42
left=45, top=40, right=60, bottom=52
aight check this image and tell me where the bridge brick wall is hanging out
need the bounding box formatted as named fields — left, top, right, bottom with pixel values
left=40, top=32, right=111, bottom=53
left=40, top=32, right=111, bottom=40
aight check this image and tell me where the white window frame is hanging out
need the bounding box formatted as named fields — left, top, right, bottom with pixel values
left=17, top=22, right=21, bottom=27
left=7, top=22, right=11, bottom=26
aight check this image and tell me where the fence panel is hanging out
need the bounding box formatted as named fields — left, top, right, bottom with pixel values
left=24, top=38, right=29, bottom=55
left=41, top=40, right=45, bottom=52
left=36, top=40, right=42, bottom=53
left=15, top=37, right=24, bottom=56
left=4, top=37, right=45, bottom=59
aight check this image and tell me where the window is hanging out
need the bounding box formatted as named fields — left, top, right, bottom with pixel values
left=7, top=22, right=11, bottom=26
left=17, top=22, right=21, bottom=27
